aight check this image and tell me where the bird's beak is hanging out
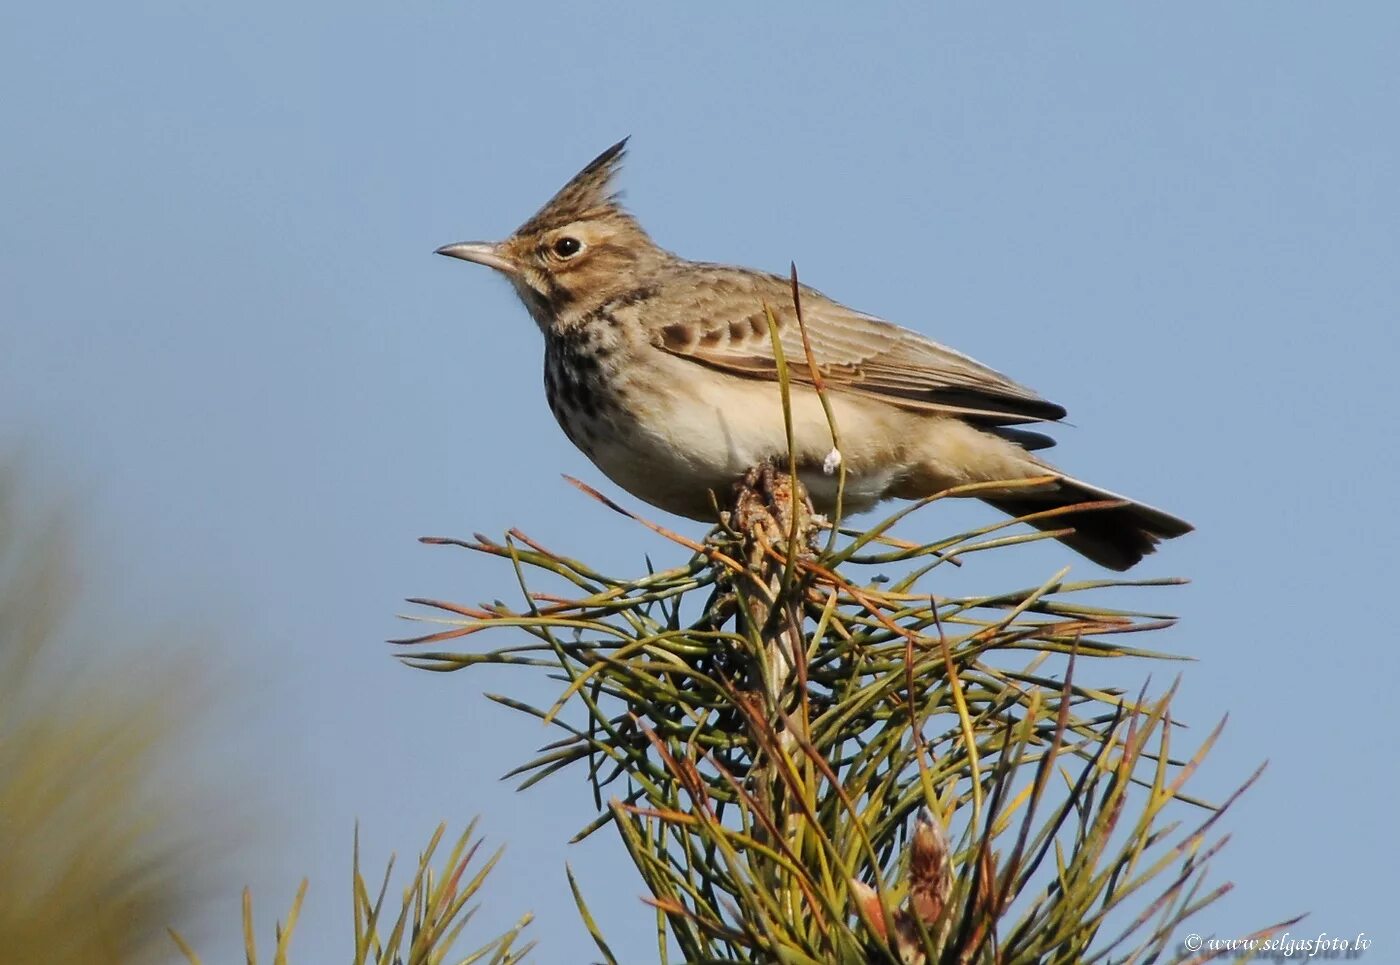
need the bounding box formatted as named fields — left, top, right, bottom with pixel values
left=434, top=241, right=517, bottom=274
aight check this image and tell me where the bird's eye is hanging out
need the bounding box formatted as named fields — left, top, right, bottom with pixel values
left=551, top=237, right=582, bottom=258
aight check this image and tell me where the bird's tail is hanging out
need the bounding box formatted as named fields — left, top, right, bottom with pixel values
left=984, top=475, right=1192, bottom=571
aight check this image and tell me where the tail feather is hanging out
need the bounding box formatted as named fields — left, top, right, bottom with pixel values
left=985, top=476, right=1192, bottom=571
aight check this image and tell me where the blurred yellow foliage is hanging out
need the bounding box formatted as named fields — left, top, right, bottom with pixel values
left=0, top=470, right=209, bottom=964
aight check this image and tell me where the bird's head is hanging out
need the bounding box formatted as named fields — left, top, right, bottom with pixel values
left=437, top=138, right=666, bottom=330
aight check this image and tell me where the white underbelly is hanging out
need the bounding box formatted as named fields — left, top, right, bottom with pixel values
left=583, top=356, right=917, bottom=518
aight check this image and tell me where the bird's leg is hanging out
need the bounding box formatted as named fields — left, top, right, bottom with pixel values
left=728, top=461, right=818, bottom=708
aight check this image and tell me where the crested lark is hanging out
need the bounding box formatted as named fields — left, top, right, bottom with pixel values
left=436, top=139, right=1192, bottom=570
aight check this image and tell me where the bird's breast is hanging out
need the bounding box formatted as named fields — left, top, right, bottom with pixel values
left=542, top=341, right=921, bottom=521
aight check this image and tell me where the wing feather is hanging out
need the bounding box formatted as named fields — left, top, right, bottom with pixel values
left=652, top=277, right=1067, bottom=426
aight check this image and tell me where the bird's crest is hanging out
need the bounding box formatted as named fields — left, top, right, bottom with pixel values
left=514, top=138, right=631, bottom=236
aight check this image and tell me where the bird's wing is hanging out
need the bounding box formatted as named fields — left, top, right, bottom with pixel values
left=653, top=284, right=1067, bottom=426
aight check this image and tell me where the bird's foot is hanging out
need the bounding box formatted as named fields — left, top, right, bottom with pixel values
left=726, top=462, right=819, bottom=557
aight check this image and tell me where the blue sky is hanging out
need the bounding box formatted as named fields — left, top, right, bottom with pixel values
left=3, top=2, right=1397, bottom=960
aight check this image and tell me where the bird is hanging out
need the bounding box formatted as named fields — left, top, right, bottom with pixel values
left=435, top=139, right=1192, bottom=570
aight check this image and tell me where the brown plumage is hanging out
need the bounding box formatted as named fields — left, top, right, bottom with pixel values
left=436, top=139, right=1192, bottom=570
